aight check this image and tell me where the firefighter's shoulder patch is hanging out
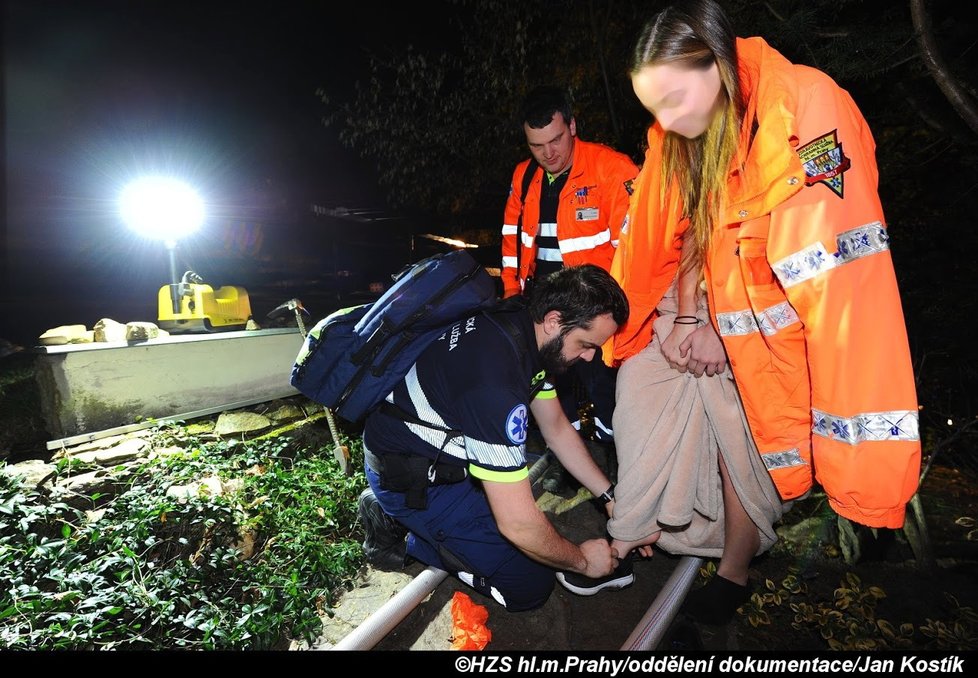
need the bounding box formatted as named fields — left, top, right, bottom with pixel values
left=798, top=129, right=851, bottom=199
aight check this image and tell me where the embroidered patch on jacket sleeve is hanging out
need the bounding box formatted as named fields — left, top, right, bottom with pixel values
left=505, top=403, right=529, bottom=445
left=798, top=129, right=851, bottom=199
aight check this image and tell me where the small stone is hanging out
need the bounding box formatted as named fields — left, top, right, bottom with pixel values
left=214, top=411, right=272, bottom=435
left=125, top=322, right=161, bottom=341
left=38, top=324, right=89, bottom=345
left=94, top=318, right=127, bottom=343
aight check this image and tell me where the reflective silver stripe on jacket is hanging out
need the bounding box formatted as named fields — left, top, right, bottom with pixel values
left=760, top=448, right=807, bottom=471
left=457, top=571, right=506, bottom=607
left=716, top=301, right=801, bottom=337
left=395, top=365, right=524, bottom=466
left=536, top=222, right=561, bottom=262
left=755, top=301, right=800, bottom=336
left=772, top=221, right=889, bottom=289
left=717, top=222, right=891, bottom=338
left=559, top=229, right=611, bottom=254
left=716, top=309, right=760, bottom=337
left=465, top=437, right=524, bottom=469
left=812, top=408, right=920, bottom=444
left=393, top=365, right=466, bottom=461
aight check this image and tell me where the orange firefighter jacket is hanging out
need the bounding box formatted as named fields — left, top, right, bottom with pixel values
left=501, top=139, right=638, bottom=298
left=607, top=37, right=920, bottom=529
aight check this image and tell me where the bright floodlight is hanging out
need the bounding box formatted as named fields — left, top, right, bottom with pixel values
left=120, top=176, right=204, bottom=242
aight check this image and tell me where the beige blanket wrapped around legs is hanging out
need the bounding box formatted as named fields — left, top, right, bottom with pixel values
left=606, top=289, right=788, bottom=558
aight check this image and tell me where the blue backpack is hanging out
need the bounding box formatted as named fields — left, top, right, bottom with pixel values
left=290, top=249, right=500, bottom=424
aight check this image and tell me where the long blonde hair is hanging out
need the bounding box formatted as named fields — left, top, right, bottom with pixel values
left=631, top=0, right=743, bottom=274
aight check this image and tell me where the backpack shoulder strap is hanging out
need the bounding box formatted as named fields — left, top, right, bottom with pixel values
left=378, top=400, right=462, bottom=448
left=481, top=303, right=546, bottom=399
left=515, top=158, right=540, bottom=284
left=520, top=158, right=539, bottom=203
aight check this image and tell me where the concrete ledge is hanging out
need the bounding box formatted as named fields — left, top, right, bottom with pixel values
left=34, top=328, right=304, bottom=438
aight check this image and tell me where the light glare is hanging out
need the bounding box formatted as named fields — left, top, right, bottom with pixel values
left=120, top=176, right=204, bottom=241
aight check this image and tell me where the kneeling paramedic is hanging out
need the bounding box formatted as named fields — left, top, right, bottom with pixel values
left=362, top=264, right=628, bottom=611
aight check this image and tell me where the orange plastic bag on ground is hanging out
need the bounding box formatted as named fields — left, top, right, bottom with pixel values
left=450, top=591, right=491, bottom=650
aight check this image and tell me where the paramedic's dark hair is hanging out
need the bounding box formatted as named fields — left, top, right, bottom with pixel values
left=521, top=85, right=574, bottom=129
left=528, top=264, right=629, bottom=332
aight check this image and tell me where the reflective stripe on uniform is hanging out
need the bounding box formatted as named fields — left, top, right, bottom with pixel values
left=716, top=300, right=800, bottom=337
left=399, top=366, right=530, bottom=469
left=465, top=437, right=525, bottom=470
left=760, top=448, right=807, bottom=471
left=457, top=571, right=507, bottom=607
left=398, top=365, right=466, bottom=461
left=755, top=301, right=800, bottom=336
left=469, top=465, right=529, bottom=483
left=718, top=222, right=891, bottom=337
left=537, top=247, right=563, bottom=262
left=812, top=408, right=919, bottom=444
left=559, top=229, right=611, bottom=254
left=772, top=221, right=889, bottom=289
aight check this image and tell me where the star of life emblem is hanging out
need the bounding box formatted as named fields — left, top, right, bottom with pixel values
left=506, top=404, right=529, bottom=445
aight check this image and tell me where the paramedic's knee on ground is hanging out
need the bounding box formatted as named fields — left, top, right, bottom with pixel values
left=363, top=464, right=556, bottom=611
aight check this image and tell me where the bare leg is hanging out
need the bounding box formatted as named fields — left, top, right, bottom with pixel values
left=680, top=453, right=758, bottom=624
left=715, top=452, right=759, bottom=585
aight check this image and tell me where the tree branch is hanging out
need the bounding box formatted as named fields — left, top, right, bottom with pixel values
left=910, top=0, right=978, bottom=136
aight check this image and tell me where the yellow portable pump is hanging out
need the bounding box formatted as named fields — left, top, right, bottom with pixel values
left=158, top=270, right=252, bottom=333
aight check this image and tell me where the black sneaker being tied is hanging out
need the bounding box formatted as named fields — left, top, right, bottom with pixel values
left=556, top=557, right=634, bottom=596
left=358, top=487, right=408, bottom=571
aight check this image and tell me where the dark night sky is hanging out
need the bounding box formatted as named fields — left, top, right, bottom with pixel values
left=1, top=1, right=448, bottom=345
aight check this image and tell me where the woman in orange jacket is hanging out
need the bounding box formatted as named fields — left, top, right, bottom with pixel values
left=590, top=0, right=919, bottom=622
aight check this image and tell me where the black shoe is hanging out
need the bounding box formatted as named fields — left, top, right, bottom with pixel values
left=681, top=574, right=750, bottom=625
left=358, top=487, right=408, bottom=570
left=556, top=557, right=634, bottom=596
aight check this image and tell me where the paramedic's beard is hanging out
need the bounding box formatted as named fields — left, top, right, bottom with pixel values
left=539, top=334, right=578, bottom=375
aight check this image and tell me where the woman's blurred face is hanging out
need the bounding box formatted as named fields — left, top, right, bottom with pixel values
left=631, top=61, right=722, bottom=139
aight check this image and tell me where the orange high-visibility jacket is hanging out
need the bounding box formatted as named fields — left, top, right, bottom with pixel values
left=607, top=37, right=920, bottom=529
left=501, top=139, right=638, bottom=298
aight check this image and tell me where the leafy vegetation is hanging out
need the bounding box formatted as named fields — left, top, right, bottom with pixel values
left=701, top=559, right=978, bottom=651
left=0, top=426, right=367, bottom=650
left=0, top=353, right=46, bottom=460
